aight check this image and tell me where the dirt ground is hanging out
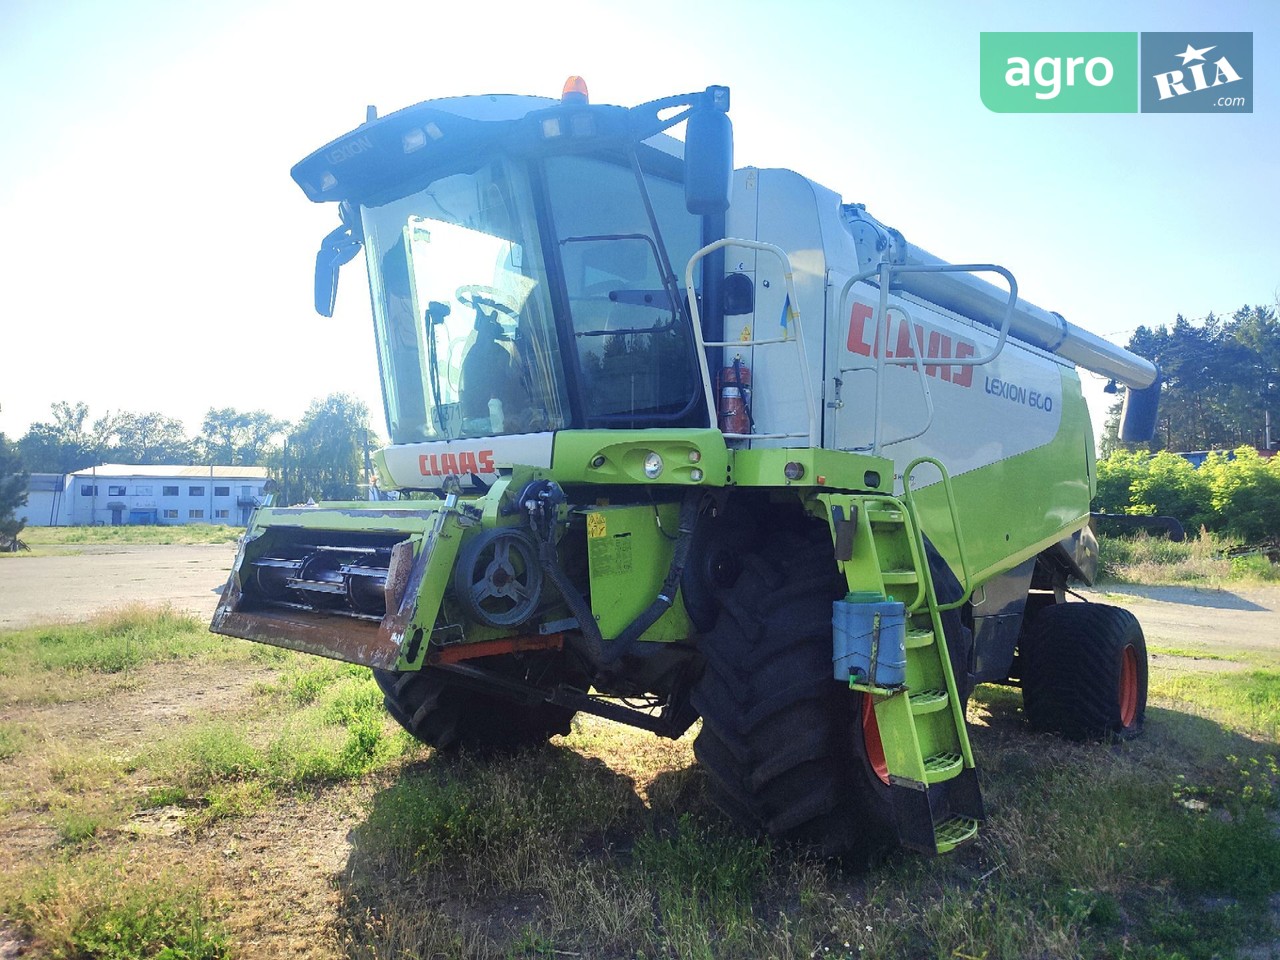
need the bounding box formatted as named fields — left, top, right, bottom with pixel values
left=1082, top=580, right=1280, bottom=664
left=2, top=542, right=1273, bottom=659
left=1, top=549, right=1278, bottom=958
left=0, top=543, right=238, bottom=630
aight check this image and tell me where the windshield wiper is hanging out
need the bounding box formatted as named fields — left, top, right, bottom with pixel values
left=425, top=301, right=452, bottom=438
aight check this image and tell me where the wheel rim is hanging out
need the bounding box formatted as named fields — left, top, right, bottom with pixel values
left=1118, top=643, right=1139, bottom=728
left=862, top=695, right=891, bottom=785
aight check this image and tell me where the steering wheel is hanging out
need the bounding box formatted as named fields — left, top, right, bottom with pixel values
left=456, top=285, right=519, bottom=318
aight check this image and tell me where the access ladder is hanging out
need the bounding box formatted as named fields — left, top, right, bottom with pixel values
left=822, top=490, right=983, bottom=854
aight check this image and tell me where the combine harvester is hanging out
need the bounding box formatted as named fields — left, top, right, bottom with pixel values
left=213, top=79, right=1160, bottom=858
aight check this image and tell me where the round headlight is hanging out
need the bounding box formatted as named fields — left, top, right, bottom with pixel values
left=690, top=468, right=704, bottom=482
left=643, top=452, right=664, bottom=479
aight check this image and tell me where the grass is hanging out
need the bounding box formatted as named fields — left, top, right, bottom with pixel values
left=1, top=564, right=1279, bottom=957
left=1149, top=667, right=1280, bottom=738
left=332, top=702, right=1280, bottom=960
left=139, top=661, right=413, bottom=827
left=0, top=604, right=280, bottom=706
left=2, top=857, right=228, bottom=959
left=0, top=720, right=25, bottom=760
left=1147, top=645, right=1240, bottom=662
left=1099, top=530, right=1280, bottom=586
left=19, top=523, right=243, bottom=546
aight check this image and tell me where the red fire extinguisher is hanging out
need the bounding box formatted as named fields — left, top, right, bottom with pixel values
left=716, top=356, right=752, bottom=435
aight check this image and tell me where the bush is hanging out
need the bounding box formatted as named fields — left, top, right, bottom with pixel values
left=1095, top=448, right=1280, bottom=540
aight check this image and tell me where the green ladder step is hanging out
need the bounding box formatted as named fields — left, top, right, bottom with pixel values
left=934, top=816, right=980, bottom=854
left=909, top=689, right=949, bottom=715
left=922, top=752, right=964, bottom=783
left=866, top=509, right=905, bottom=524
left=905, top=627, right=935, bottom=648
left=881, top=571, right=919, bottom=585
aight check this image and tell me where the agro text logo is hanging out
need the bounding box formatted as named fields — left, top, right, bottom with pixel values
left=980, top=33, right=1137, bottom=113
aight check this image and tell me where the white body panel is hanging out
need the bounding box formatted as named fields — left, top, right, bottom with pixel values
left=381, top=431, right=555, bottom=489
left=723, top=168, right=1076, bottom=483
left=828, top=286, right=1065, bottom=477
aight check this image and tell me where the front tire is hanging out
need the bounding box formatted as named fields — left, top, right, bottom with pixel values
left=373, top=663, right=575, bottom=752
left=691, top=532, right=896, bottom=860
left=1021, top=602, right=1148, bottom=741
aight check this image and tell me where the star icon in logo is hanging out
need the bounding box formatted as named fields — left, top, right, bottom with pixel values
left=1176, top=43, right=1216, bottom=65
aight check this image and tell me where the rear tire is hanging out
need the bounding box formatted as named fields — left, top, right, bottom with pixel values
left=1020, top=602, right=1147, bottom=741
left=373, top=663, right=575, bottom=752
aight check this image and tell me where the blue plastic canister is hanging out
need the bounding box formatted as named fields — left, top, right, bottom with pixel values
left=832, top=593, right=907, bottom=686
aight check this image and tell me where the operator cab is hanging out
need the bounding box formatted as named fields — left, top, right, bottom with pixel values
left=296, top=82, right=734, bottom=447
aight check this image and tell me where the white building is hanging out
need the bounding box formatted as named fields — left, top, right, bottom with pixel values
left=25, top=464, right=271, bottom=527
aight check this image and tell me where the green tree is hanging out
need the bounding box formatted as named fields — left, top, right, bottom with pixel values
left=197, top=408, right=287, bottom=465
left=100, top=411, right=194, bottom=464
left=280, top=394, right=378, bottom=503
left=1200, top=447, right=1280, bottom=541
left=1113, top=306, right=1280, bottom=453
left=0, top=433, right=29, bottom=544
left=17, top=401, right=98, bottom=473
left=1126, top=450, right=1214, bottom=529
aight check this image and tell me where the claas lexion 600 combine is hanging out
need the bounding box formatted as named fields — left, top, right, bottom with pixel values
left=212, top=78, right=1161, bottom=858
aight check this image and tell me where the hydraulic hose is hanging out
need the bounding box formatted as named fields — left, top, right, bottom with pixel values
left=537, top=535, right=607, bottom=668
left=603, top=490, right=703, bottom=663
left=528, top=484, right=702, bottom=669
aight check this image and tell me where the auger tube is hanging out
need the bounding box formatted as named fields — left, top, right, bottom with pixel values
left=896, top=245, right=1158, bottom=389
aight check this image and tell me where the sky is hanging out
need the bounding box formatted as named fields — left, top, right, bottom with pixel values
left=0, top=0, right=1276, bottom=446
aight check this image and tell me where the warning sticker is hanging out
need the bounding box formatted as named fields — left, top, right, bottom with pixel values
left=586, top=512, right=606, bottom=539
left=589, top=533, right=633, bottom=576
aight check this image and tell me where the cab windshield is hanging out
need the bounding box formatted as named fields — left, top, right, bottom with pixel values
left=361, top=152, right=703, bottom=443
left=363, top=160, right=567, bottom=442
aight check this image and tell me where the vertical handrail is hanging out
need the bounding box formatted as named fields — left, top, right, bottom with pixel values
left=901, top=456, right=972, bottom=610
left=685, top=238, right=818, bottom=446
left=837, top=261, right=1019, bottom=456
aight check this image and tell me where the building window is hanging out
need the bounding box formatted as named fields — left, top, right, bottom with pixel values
left=214, top=485, right=230, bottom=497
left=163, top=486, right=179, bottom=497
left=214, top=508, right=230, bottom=519
left=136, top=485, right=152, bottom=496
left=241, top=485, right=253, bottom=496
left=108, top=485, right=127, bottom=496
left=163, top=509, right=179, bottom=519
left=80, top=484, right=97, bottom=497
left=189, top=486, right=205, bottom=497
left=189, top=509, right=205, bottom=519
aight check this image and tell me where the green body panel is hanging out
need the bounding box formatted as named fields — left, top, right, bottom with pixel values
left=585, top=502, right=692, bottom=641
left=551, top=429, right=730, bottom=487
left=394, top=512, right=466, bottom=670
left=907, top=368, right=1094, bottom=589
left=727, top=447, right=894, bottom=493
left=245, top=502, right=443, bottom=536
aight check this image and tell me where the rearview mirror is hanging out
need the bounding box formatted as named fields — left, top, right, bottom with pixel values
left=313, top=224, right=362, bottom=317
left=685, top=106, right=733, bottom=216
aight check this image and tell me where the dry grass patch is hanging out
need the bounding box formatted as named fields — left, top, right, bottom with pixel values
left=21, top=524, right=243, bottom=546
left=1099, top=531, right=1280, bottom=586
